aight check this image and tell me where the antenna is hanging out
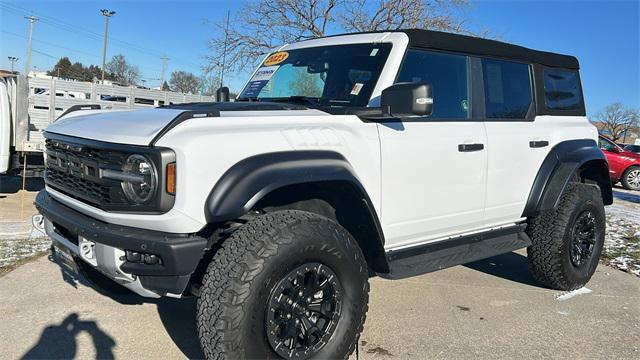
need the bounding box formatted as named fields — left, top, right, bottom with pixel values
left=219, top=9, right=230, bottom=89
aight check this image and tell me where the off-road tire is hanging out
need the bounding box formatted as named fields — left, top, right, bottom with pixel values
left=197, top=210, right=370, bottom=360
left=526, top=182, right=605, bottom=290
left=621, top=166, right=640, bottom=191
left=76, top=259, right=132, bottom=295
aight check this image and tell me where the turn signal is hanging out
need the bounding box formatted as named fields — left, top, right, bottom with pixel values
left=166, top=162, right=176, bottom=195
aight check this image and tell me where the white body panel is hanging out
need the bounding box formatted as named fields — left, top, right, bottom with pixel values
left=0, top=79, right=11, bottom=173
left=154, top=113, right=382, bottom=232
left=47, top=108, right=184, bottom=145
left=378, top=121, right=488, bottom=249
left=40, top=31, right=597, bottom=253
left=483, top=116, right=598, bottom=225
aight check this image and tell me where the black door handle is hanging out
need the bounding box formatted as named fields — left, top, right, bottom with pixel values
left=529, top=140, right=549, bottom=148
left=458, top=143, right=484, bottom=152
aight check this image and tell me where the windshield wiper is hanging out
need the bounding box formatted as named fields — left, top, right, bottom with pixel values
left=267, top=96, right=322, bottom=107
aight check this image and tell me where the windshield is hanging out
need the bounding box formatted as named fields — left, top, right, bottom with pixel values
left=238, top=43, right=392, bottom=107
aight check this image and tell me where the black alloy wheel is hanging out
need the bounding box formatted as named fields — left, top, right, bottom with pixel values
left=266, top=262, right=342, bottom=359
left=569, top=210, right=597, bottom=267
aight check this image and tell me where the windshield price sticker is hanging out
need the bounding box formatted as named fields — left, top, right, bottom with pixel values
left=243, top=66, right=279, bottom=98
left=264, top=51, right=289, bottom=66
left=251, top=66, right=279, bottom=82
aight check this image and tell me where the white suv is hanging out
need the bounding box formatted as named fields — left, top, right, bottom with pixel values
left=36, top=30, right=613, bottom=359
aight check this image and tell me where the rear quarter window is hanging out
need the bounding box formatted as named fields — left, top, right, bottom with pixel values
left=543, top=69, right=582, bottom=111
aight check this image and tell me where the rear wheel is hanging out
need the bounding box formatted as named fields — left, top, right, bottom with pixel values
left=621, top=166, right=640, bottom=190
left=526, top=183, right=605, bottom=290
left=197, top=210, right=369, bottom=360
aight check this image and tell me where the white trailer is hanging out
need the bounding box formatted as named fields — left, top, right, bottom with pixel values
left=0, top=74, right=216, bottom=176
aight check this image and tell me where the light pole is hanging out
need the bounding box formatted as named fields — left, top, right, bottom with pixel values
left=24, top=15, right=38, bottom=75
left=8, top=57, right=19, bottom=73
left=100, top=9, right=116, bottom=84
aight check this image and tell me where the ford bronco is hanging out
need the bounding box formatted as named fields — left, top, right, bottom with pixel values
left=36, top=30, right=613, bottom=359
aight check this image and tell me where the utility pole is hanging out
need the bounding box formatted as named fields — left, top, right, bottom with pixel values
left=100, top=9, right=116, bottom=84
left=24, top=15, right=38, bottom=76
left=160, top=56, right=170, bottom=88
left=8, top=57, right=19, bottom=73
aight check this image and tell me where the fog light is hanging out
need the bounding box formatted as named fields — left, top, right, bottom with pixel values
left=125, top=250, right=162, bottom=265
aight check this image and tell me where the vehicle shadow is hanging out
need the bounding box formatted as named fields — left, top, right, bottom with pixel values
left=612, top=188, right=640, bottom=204
left=21, top=313, right=116, bottom=360
left=0, top=175, right=45, bottom=194
left=48, top=254, right=204, bottom=358
left=463, top=251, right=542, bottom=287
left=157, top=297, right=205, bottom=359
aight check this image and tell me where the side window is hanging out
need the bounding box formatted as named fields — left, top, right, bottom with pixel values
left=396, top=49, right=469, bottom=119
left=598, top=137, right=617, bottom=152
left=543, top=68, right=581, bottom=110
left=482, top=58, right=532, bottom=119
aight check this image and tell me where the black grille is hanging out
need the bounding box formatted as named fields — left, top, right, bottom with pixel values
left=44, top=138, right=127, bottom=208
left=43, top=132, right=176, bottom=214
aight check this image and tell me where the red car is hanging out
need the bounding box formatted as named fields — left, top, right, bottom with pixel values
left=599, top=135, right=640, bottom=190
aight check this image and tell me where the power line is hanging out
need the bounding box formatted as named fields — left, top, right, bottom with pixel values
left=2, top=29, right=99, bottom=58
left=30, top=49, right=57, bottom=59
left=1, top=2, right=202, bottom=70
left=2, top=30, right=163, bottom=77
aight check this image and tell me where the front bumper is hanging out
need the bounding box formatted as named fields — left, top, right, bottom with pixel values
left=35, top=190, right=208, bottom=297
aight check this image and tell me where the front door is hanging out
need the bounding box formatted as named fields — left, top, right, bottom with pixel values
left=378, top=49, right=488, bottom=250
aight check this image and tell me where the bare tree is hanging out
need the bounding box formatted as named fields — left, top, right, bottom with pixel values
left=206, top=0, right=338, bottom=75
left=592, top=103, right=640, bottom=143
left=339, top=0, right=469, bottom=33
left=205, top=0, right=476, bottom=74
left=169, top=71, right=202, bottom=94
left=105, top=54, right=141, bottom=85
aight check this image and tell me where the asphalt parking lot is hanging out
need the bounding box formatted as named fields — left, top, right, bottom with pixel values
left=0, top=250, right=639, bottom=359
left=0, top=178, right=639, bottom=359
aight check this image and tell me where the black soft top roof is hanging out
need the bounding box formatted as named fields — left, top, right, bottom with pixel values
left=326, top=29, right=579, bottom=69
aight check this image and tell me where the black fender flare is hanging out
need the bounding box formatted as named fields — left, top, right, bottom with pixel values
left=204, top=150, right=386, bottom=242
left=522, top=139, right=613, bottom=217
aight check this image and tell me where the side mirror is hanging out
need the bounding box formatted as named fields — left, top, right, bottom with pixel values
left=216, top=87, right=230, bottom=102
left=381, top=82, right=433, bottom=118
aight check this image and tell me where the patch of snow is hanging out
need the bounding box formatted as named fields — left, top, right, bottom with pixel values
left=556, top=287, right=592, bottom=301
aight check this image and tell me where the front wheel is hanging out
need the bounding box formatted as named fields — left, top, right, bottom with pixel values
left=197, top=210, right=369, bottom=360
left=621, top=166, right=640, bottom=191
left=526, top=183, right=606, bottom=290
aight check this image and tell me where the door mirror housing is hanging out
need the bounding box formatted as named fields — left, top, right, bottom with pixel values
left=381, top=82, right=433, bottom=118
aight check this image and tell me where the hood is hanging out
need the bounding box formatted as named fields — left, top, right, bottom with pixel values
left=45, top=102, right=324, bottom=146
left=621, top=150, right=640, bottom=159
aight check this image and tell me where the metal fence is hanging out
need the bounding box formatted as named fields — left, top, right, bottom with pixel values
left=25, top=77, right=216, bottom=149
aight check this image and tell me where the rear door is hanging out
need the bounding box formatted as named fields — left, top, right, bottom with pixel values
left=480, top=58, right=546, bottom=226
left=378, top=49, right=488, bottom=250
left=482, top=60, right=592, bottom=226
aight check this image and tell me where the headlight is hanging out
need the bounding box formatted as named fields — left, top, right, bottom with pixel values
left=121, top=154, right=157, bottom=204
